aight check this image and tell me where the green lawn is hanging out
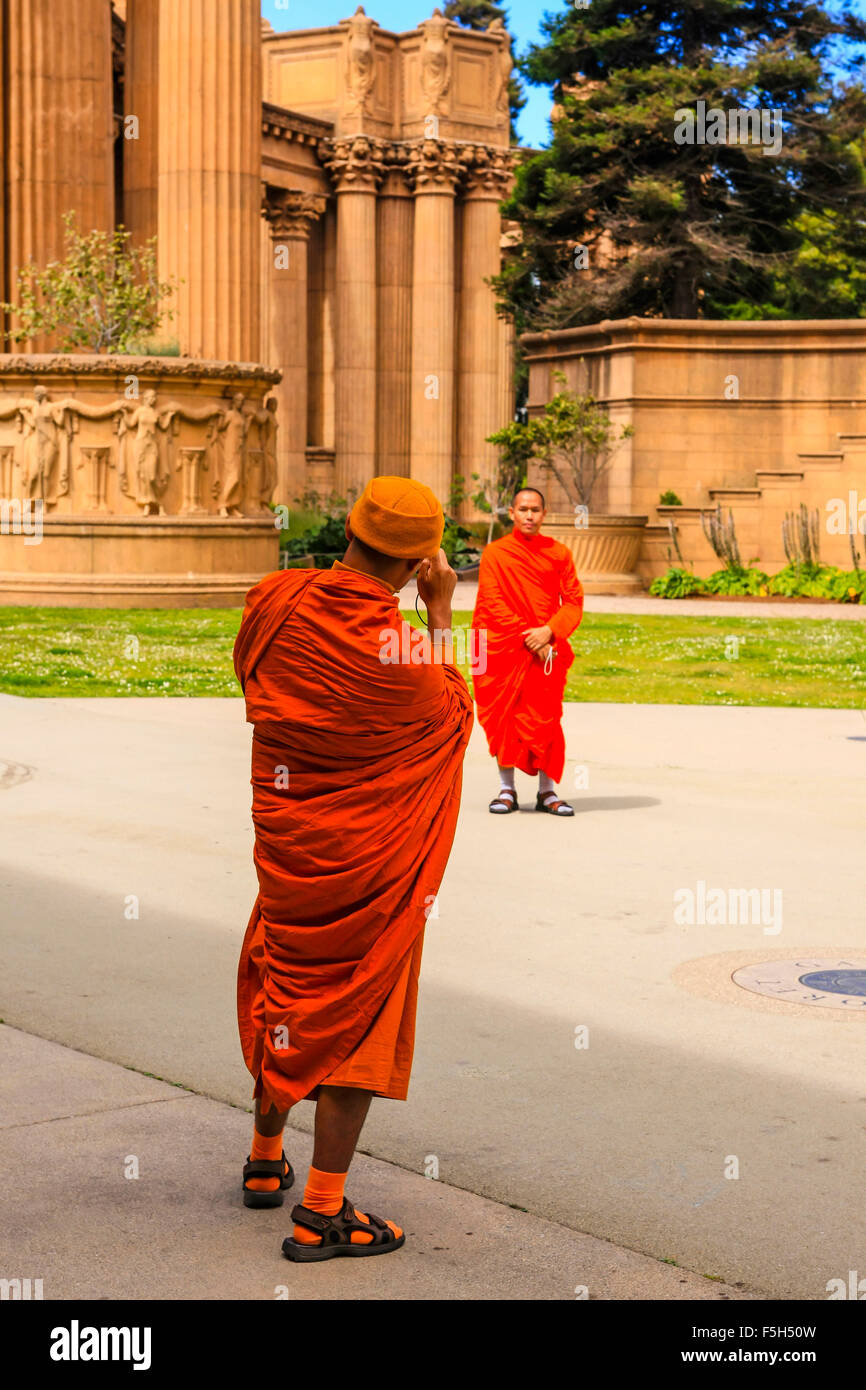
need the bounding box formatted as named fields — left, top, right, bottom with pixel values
left=0, top=606, right=863, bottom=707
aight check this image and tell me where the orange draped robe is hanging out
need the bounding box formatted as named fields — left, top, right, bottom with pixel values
left=471, top=529, right=583, bottom=782
left=234, top=563, right=474, bottom=1111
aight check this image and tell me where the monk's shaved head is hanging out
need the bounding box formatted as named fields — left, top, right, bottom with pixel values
left=513, top=487, right=546, bottom=508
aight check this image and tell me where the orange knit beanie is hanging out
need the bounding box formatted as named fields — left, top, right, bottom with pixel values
left=348, top=477, right=444, bottom=559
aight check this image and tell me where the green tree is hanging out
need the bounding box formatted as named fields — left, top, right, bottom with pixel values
left=494, top=0, right=866, bottom=329
left=443, top=0, right=526, bottom=142
left=478, top=419, right=536, bottom=540
left=532, top=372, right=633, bottom=510
left=1, top=211, right=178, bottom=352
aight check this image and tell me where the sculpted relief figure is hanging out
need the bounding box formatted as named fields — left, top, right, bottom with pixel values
left=419, top=9, right=451, bottom=115
left=212, top=393, right=251, bottom=517
left=488, top=17, right=512, bottom=115
left=346, top=6, right=376, bottom=114
left=117, top=390, right=175, bottom=515
left=0, top=387, right=117, bottom=507
left=118, top=390, right=222, bottom=516
left=251, top=395, right=278, bottom=511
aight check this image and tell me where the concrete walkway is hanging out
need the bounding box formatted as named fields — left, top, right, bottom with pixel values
left=0, top=1024, right=748, bottom=1301
left=1, top=694, right=864, bottom=1299
left=444, top=579, right=866, bottom=619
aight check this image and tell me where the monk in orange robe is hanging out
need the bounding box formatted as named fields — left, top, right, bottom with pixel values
left=234, top=477, right=473, bottom=1261
left=471, top=487, right=583, bottom=817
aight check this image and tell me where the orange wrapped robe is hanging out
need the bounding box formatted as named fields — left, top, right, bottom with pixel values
left=234, top=563, right=473, bottom=1110
left=471, top=529, right=583, bottom=782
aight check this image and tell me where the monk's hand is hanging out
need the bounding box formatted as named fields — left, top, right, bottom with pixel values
left=417, top=549, right=456, bottom=631
left=523, top=624, right=553, bottom=652
left=535, top=643, right=553, bottom=664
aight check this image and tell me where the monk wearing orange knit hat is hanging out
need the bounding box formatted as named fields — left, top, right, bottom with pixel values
left=234, top=476, right=473, bottom=1261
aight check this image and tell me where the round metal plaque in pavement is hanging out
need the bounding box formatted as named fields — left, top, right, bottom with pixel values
left=733, top=958, right=866, bottom=1011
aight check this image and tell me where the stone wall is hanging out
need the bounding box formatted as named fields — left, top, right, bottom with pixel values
left=521, top=319, right=866, bottom=579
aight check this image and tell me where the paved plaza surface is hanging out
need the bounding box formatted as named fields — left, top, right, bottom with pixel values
left=448, top=580, right=866, bottom=619
left=1, top=691, right=863, bottom=1299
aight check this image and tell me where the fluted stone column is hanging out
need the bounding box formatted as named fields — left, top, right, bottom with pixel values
left=376, top=158, right=414, bottom=478
left=457, top=147, right=515, bottom=515
left=123, top=0, right=160, bottom=249
left=157, top=0, right=261, bottom=360
left=320, top=136, right=385, bottom=498
left=4, top=0, right=114, bottom=347
left=407, top=140, right=462, bottom=503
left=308, top=205, right=337, bottom=454
left=262, top=188, right=327, bottom=503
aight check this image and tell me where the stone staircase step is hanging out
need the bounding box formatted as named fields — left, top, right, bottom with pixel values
left=797, top=452, right=844, bottom=464
left=708, top=487, right=762, bottom=501
left=655, top=505, right=713, bottom=519
left=755, top=470, right=805, bottom=484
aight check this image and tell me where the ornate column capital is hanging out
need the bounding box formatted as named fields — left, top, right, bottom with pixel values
left=261, top=188, right=328, bottom=240
left=460, top=144, right=517, bottom=201
left=404, top=138, right=463, bottom=195
left=318, top=135, right=388, bottom=194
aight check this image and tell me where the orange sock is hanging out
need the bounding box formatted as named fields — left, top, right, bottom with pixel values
left=245, top=1128, right=288, bottom=1193
left=292, top=1166, right=402, bottom=1246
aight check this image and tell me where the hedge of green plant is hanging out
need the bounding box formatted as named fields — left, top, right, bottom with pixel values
left=650, top=563, right=866, bottom=603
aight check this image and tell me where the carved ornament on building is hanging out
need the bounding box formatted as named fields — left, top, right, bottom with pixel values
left=487, top=18, right=513, bottom=116
left=461, top=144, right=517, bottom=199
left=262, top=188, right=328, bottom=240
left=318, top=134, right=389, bottom=193
left=418, top=9, right=452, bottom=116
left=0, top=382, right=279, bottom=518
left=404, top=137, right=463, bottom=194
left=345, top=6, right=377, bottom=115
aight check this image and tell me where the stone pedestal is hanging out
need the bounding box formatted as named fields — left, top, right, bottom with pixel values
left=0, top=516, right=279, bottom=608
left=545, top=514, right=649, bottom=595
left=157, top=0, right=261, bottom=360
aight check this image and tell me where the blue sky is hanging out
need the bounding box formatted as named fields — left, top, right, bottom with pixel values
left=261, top=0, right=866, bottom=151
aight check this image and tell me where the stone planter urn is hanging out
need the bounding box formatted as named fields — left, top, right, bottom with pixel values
left=544, top=512, right=649, bottom=594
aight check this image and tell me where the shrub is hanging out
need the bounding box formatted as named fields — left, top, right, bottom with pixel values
left=659, top=490, right=683, bottom=506
left=704, top=567, right=769, bottom=595
left=649, top=567, right=705, bottom=598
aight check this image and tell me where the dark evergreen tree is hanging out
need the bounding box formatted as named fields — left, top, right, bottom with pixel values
left=494, top=0, right=866, bottom=327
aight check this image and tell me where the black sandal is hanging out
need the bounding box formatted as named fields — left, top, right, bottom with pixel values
left=489, top=788, right=518, bottom=814
left=242, top=1153, right=295, bottom=1209
left=282, top=1196, right=406, bottom=1262
left=535, top=792, right=574, bottom=817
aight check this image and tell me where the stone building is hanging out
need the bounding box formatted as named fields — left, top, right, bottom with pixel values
left=0, top=0, right=516, bottom=511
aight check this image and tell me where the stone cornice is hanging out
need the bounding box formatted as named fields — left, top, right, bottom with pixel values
left=262, top=188, right=327, bottom=238
left=0, top=355, right=281, bottom=383
left=262, top=100, right=334, bottom=146
left=318, top=135, right=389, bottom=193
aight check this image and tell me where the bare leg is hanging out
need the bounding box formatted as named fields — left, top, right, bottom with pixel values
left=312, top=1085, right=373, bottom=1173
left=254, top=1094, right=289, bottom=1139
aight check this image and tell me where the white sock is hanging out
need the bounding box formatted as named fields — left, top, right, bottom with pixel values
left=538, top=772, right=556, bottom=798
left=497, top=763, right=516, bottom=792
